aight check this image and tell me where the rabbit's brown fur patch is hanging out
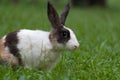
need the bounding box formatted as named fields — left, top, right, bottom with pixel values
left=0, top=40, right=19, bottom=66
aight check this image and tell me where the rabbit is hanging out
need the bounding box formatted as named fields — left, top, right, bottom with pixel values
left=0, top=1, right=79, bottom=70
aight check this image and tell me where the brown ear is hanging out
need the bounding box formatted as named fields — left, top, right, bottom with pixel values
left=60, top=3, right=71, bottom=25
left=47, top=1, right=62, bottom=29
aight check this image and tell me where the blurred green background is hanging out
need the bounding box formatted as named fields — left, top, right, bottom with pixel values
left=0, top=0, right=120, bottom=80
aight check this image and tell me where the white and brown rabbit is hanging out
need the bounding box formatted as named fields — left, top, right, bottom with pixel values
left=0, top=1, right=79, bottom=70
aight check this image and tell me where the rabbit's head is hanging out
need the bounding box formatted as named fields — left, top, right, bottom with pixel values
left=48, top=1, right=79, bottom=50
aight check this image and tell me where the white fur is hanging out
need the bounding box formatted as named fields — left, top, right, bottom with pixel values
left=3, top=27, right=79, bottom=70
left=17, top=29, right=54, bottom=69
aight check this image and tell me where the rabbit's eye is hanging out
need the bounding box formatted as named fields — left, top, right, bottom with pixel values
left=57, top=29, right=70, bottom=44
left=61, top=30, right=70, bottom=38
left=62, top=31, right=68, bottom=38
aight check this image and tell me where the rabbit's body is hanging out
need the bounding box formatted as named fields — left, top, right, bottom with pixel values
left=2, top=29, right=61, bottom=70
left=13, top=30, right=53, bottom=69
left=0, top=2, right=79, bottom=71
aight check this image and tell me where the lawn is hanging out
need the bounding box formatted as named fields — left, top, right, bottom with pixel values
left=0, top=0, right=120, bottom=80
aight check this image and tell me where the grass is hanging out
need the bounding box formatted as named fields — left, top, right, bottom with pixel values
left=0, top=0, right=120, bottom=80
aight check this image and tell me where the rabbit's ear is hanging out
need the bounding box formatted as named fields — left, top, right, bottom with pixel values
left=60, top=3, right=71, bottom=25
left=48, top=1, right=62, bottom=29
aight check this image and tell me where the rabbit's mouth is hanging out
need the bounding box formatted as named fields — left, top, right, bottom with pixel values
left=68, top=46, right=79, bottom=50
left=65, top=42, right=79, bottom=50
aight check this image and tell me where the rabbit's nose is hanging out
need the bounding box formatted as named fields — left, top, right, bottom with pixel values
left=74, top=45, right=78, bottom=49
